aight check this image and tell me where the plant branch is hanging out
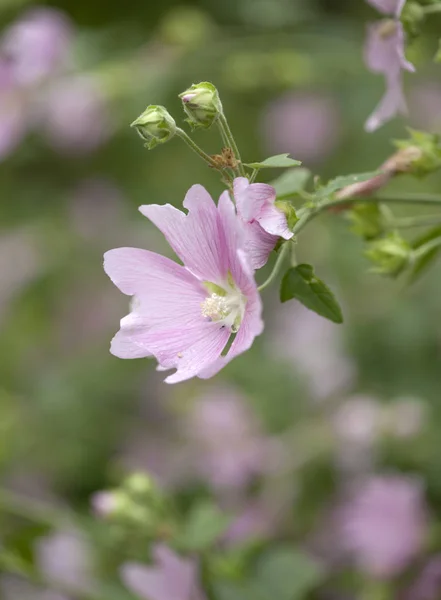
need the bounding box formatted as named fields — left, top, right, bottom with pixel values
left=217, top=114, right=246, bottom=177
left=257, top=241, right=291, bottom=292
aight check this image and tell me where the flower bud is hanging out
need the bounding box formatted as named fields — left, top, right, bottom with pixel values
left=179, top=82, right=222, bottom=129
left=131, top=105, right=176, bottom=149
left=394, top=129, right=441, bottom=177
left=365, top=232, right=412, bottom=277
left=275, top=200, right=298, bottom=230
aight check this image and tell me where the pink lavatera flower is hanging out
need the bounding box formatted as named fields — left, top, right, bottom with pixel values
left=104, top=184, right=263, bottom=383
left=364, top=0, right=415, bottom=132
left=233, top=177, right=293, bottom=270
left=121, top=545, right=205, bottom=600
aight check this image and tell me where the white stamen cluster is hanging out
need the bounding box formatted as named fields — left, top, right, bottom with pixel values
left=201, top=293, right=230, bottom=321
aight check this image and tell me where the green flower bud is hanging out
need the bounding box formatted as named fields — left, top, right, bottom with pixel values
left=365, top=232, right=412, bottom=277
left=124, top=472, right=155, bottom=498
left=131, top=105, right=176, bottom=149
left=348, top=203, right=386, bottom=241
left=401, top=2, right=425, bottom=38
left=394, top=129, right=441, bottom=177
left=275, top=200, right=299, bottom=230
left=179, top=82, right=222, bottom=129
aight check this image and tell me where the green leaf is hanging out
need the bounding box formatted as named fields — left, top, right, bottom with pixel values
left=254, top=546, right=325, bottom=600
left=271, top=168, right=311, bottom=197
left=214, top=581, right=269, bottom=600
left=280, top=264, right=343, bottom=324
left=348, top=202, right=385, bottom=240
left=410, top=226, right=441, bottom=283
left=314, top=171, right=380, bottom=200
left=177, top=501, right=231, bottom=551
left=435, top=39, right=441, bottom=63
left=245, top=154, right=302, bottom=169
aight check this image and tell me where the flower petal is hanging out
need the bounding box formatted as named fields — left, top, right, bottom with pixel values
left=233, top=177, right=276, bottom=223
left=242, top=222, right=279, bottom=270
left=365, top=74, right=407, bottom=132
left=258, top=203, right=293, bottom=239
left=139, top=184, right=228, bottom=283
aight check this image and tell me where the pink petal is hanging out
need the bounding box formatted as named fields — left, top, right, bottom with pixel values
left=258, top=203, right=293, bottom=239
left=365, top=0, right=404, bottom=16
left=233, top=177, right=276, bottom=223
left=198, top=250, right=263, bottom=378
left=242, top=222, right=279, bottom=270
left=217, top=190, right=248, bottom=288
left=365, top=74, right=407, bottom=132
left=140, top=185, right=228, bottom=284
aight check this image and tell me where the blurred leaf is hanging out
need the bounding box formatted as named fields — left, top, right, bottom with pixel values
left=271, top=168, right=311, bottom=197
left=436, top=39, right=441, bottom=62
left=409, top=226, right=441, bottom=283
left=280, top=264, right=343, bottom=324
left=214, top=581, right=268, bottom=600
left=245, top=154, right=302, bottom=169
left=177, top=501, right=231, bottom=551
left=314, top=171, right=380, bottom=199
left=254, top=546, right=324, bottom=600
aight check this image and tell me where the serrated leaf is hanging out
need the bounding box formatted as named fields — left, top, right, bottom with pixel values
left=410, top=226, right=441, bottom=283
left=314, top=171, right=380, bottom=200
left=280, top=264, right=343, bottom=323
left=245, top=154, right=302, bottom=169
left=271, top=168, right=311, bottom=197
left=177, top=501, right=231, bottom=551
left=254, top=546, right=324, bottom=600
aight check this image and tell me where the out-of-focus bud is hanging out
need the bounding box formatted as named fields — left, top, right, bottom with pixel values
left=365, top=232, right=412, bottom=276
left=394, top=129, right=441, bottom=177
left=275, top=200, right=298, bottom=230
left=179, top=82, right=222, bottom=129
left=131, top=105, right=176, bottom=149
left=401, top=1, right=425, bottom=38
left=348, top=203, right=386, bottom=240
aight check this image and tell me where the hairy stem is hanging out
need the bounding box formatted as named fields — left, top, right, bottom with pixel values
left=257, top=241, right=291, bottom=292
left=218, top=114, right=246, bottom=177
left=176, top=128, right=220, bottom=170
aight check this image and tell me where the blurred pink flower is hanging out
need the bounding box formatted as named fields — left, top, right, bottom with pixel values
left=104, top=185, right=263, bottom=383
left=403, top=555, right=441, bottom=600
left=1, top=7, right=73, bottom=86
left=121, top=545, right=205, bottom=600
left=234, top=177, right=293, bottom=269
left=365, top=0, right=405, bottom=16
left=41, top=76, right=111, bottom=154
left=223, top=501, right=274, bottom=544
left=36, top=530, right=94, bottom=594
left=261, top=92, right=341, bottom=164
left=268, top=303, right=355, bottom=400
left=186, top=388, right=275, bottom=491
left=340, top=475, right=427, bottom=579
left=364, top=1, right=414, bottom=131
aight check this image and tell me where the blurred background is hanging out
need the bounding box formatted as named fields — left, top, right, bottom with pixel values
left=1, top=0, right=441, bottom=598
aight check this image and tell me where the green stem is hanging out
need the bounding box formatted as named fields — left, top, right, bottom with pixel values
left=391, top=214, right=441, bottom=229
left=176, top=128, right=219, bottom=170
left=414, top=237, right=441, bottom=260
left=0, top=489, right=73, bottom=528
left=249, top=168, right=259, bottom=183
left=423, top=3, right=441, bottom=14
left=218, top=114, right=246, bottom=177
left=257, top=242, right=291, bottom=292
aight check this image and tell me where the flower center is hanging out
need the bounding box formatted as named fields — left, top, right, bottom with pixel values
left=201, top=289, right=245, bottom=333
left=379, top=19, right=397, bottom=39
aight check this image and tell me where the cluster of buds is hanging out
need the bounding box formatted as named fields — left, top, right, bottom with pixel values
left=365, top=232, right=412, bottom=277
left=92, top=473, right=175, bottom=542
left=131, top=82, right=222, bottom=150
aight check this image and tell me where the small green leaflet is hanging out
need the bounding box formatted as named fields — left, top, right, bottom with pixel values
left=280, top=264, right=343, bottom=324
left=409, top=226, right=441, bottom=283
left=176, top=501, right=231, bottom=551
left=245, top=154, right=302, bottom=169
left=271, top=168, right=311, bottom=198
left=314, top=171, right=381, bottom=200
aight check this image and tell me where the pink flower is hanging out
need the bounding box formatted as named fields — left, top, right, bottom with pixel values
left=186, top=388, right=272, bottom=491
left=1, top=7, right=73, bottom=86
left=41, top=76, right=110, bottom=154
left=121, top=545, right=205, bottom=600
left=340, top=475, right=427, bottom=579
left=104, top=185, right=263, bottom=383
left=233, top=177, right=293, bottom=269
left=364, top=0, right=415, bottom=131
